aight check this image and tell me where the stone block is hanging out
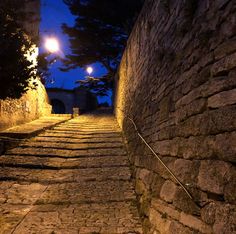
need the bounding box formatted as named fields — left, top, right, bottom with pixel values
left=151, top=157, right=176, bottom=180
left=160, top=180, right=177, bottom=203
left=175, top=98, right=206, bottom=123
left=151, top=198, right=180, bottom=220
left=139, top=193, right=152, bottom=217
left=178, top=136, right=214, bottom=160
left=214, top=40, right=236, bottom=60
left=214, top=132, right=236, bottom=163
left=197, top=105, right=236, bottom=136
left=149, top=208, right=171, bottom=233
left=173, top=187, right=201, bottom=216
left=169, top=220, right=198, bottom=234
left=152, top=140, right=172, bottom=156
left=199, top=52, right=214, bottom=68
left=135, top=179, right=146, bottom=196
left=224, top=166, right=236, bottom=203
left=201, top=202, right=217, bottom=225
left=138, top=168, right=153, bottom=189
left=213, top=203, right=236, bottom=234
left=208, top=88, right=236, bottom=108
left=211, top=52, right=236, bottom=76
left=180, top=212, right=213, bottom=233
left=197, top=160, right=231, bottom=194
left=151, top=173, right=165, bottom=198
left=173, top=159, right=200, bottom=185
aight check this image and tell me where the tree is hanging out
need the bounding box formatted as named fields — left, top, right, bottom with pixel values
left=61, top=0, right=144, bottom=96
left=0, top=0, right=38, bottom=100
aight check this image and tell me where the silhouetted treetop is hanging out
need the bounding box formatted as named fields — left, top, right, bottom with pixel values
left=61, top=0, right=144, bottom=96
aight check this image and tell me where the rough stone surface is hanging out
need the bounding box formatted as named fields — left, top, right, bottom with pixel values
left=0, top=79, right=51, bottom=131
left=208, top=89, right=236, bottom=108
left=114, top=0, right=236, bottom=233
left=160, top=181, right=177, bottom=203
left=197, top=160, right=231, bottom=194
left=0, top=114, right=143, bottom=233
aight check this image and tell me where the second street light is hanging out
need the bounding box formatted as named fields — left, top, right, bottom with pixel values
left=86, top=66, right=93, bottom=76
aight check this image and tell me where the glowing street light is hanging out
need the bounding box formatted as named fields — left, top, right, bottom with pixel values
left=86, top=66, right=93, bottom=75
left=45, top=37, right=60, bottom=53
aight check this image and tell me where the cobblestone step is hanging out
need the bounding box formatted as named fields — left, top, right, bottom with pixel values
left=39, top=132, right=123, bottom=139
left=0, top=155, right=129, bottom=169
left=0, top=114, right=143, bottom=233
left=35, top=135, right=124, bottom=142
left=18, top=141, right=124, bottom=149
left=6, top=147, right=127, bottom=157
left=0, top=166, right=132, bottom=184
left=0, top=180, right=136, bottom=205
left=1, top=202, right=143, bottom=234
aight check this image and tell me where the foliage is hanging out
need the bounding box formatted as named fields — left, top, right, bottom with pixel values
left=62, top=0, right=144, bottom=96
left=0, top=0, right=38, bottom=100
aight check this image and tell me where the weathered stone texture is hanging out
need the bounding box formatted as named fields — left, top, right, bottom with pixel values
left=0, top=115, right=143, bottom=233
left=115, top=0, right=236, bottom=233
left=0, top=79, right=51, bottom=131
left=0, top=1, right=51, bottom=132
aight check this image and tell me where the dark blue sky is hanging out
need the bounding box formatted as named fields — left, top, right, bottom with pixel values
left=40, top=0, right=110, bottom=104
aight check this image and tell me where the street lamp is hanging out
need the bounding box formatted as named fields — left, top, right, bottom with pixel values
left=44, top=37, right=60, bottom=53
left=86, top=66, right=93, bottom=75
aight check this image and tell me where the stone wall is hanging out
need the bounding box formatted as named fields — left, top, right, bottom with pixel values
left=115, top=0, right=236, bottom=233
left=47, top=88, right=98, bottom=114
left=0, top=0, right=51, bottom=131
left=0, top=79, right=51, bottom=131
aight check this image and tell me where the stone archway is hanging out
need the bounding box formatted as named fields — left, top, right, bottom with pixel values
left=50, top=99, right=66, bottom=114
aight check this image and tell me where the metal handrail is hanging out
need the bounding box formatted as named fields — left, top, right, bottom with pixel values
left=117, top=107, right=194, bottom=201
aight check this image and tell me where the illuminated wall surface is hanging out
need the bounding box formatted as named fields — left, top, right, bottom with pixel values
left=115, top=0, right=236, bottom=233
left=0, top=0, right=51, bottom=131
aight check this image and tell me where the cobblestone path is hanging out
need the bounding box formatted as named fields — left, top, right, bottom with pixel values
left=0, top=114, right=143, bottom=234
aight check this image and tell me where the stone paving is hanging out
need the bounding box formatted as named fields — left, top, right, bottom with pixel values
left=0, top=114, right=143, bottom=234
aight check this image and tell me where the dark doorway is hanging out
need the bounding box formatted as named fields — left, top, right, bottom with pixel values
left=50, top=99, right=66, bottom=114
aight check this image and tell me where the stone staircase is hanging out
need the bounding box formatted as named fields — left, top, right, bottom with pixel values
left=0, top=114, right=143, bottom=234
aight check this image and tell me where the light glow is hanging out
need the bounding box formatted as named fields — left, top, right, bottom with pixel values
left=86, top=66, right=93, bottom=75
left=45, top=38, right=60, bottom=53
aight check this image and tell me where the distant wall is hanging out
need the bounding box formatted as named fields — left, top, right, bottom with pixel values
left=115, top=0, right=236, bottom=233
left=47, top=89, right=74, bottom=114
left=0, top=80, right=51, bottom=131
left=47, top=88, right=98, bottom=114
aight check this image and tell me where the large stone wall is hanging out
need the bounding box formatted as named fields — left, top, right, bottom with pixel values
left=0, top=80, right=51, bottom=131
left=115, top=0, right=236, bottom=233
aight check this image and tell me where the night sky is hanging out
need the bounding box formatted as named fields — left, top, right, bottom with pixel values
left=40, top=0, right=110, bottom=104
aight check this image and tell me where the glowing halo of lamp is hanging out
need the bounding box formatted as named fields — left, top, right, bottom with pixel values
left=86, top=66, right=93, bottom=75
left=44, top=37, right=60, bottom=53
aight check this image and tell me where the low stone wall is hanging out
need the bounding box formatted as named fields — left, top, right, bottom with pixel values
left=115, top=0, right=236, bottom=233
left=0, top=79, right=51, bottom=131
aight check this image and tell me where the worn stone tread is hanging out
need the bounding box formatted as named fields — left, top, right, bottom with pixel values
left=19, top=141, right=124, bottom=149
left=34, top=135, right=124, bottom=143
left=0, top=155, right=129, bottom=169
left=1, top=202, right=143, bottom=234
left=6, top=147, right=127, bottom=157
left=0, top=166, right=132, bottom=183
left=0, top=114, right=143, bottom=233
